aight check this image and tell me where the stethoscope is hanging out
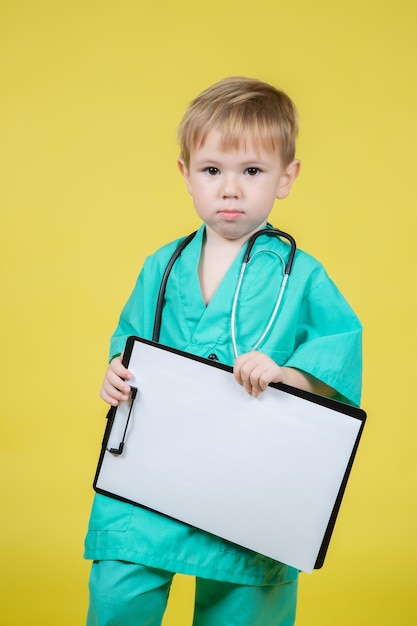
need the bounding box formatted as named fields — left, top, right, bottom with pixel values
left=152, top=228, right=297, bottom=359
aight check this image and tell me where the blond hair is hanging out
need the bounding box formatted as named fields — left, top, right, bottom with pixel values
left=178, top=76, right=298, bottom=168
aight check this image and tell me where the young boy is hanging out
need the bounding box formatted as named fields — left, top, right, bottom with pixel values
left=85, top=76, right=362, bottom=626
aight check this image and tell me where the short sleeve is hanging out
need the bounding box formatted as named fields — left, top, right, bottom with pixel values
left=284, top=275, right=362, bottom=406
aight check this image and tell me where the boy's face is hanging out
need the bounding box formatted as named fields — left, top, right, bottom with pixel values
left=178, top=129, right=299, bottom=244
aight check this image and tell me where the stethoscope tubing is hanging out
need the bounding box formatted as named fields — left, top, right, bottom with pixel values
left=152, top=231, right=197, bottom=342
left=243, top=228, right=296, bottom=274
left=230, top=228, right=296, bottom=358
left=152, top=228, right=296, bottom=353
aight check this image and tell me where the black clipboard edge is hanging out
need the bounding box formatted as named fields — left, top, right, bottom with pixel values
left=93, top=335, right=367, bottom=570
left=92, top=404, right=117, bottom=490
left=123, top=335, right=366, bottom=421
left=313, top=416, right=366, bottom=567
left=92, top=483, right=275, bottom=565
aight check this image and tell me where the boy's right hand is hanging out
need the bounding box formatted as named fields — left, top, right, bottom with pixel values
left=100, top=355, right=133, bottom=406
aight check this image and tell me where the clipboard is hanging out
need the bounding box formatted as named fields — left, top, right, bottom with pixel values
left=94, top=336, right=366, bottom=573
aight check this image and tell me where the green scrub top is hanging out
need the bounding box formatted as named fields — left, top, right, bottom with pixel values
left=84, top=224, right=362, bottom=585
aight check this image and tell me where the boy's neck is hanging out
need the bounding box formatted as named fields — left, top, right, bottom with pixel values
left=198, top=231, right=245, bottom=306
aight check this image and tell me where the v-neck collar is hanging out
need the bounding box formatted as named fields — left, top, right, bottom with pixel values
left=177, top=225, right=246, bottom=342
left=183, top=224, right=246, bottom=304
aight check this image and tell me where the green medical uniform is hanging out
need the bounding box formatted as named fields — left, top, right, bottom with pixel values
left=85, top=224, right=362, bottom=590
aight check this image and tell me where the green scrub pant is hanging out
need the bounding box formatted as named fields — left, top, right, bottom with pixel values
left=87, top=561, right=297, bottom=626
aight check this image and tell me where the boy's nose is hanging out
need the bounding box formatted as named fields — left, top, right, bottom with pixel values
left=221, top=175, right=240, bottom=198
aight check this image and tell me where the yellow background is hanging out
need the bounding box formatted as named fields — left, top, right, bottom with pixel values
left=1, top=0, right=416, bottom=624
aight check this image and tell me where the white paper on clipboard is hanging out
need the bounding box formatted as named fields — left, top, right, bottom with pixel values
left=94, top=336, right=366, bottom=573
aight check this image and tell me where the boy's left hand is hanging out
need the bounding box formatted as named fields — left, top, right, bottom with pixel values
left=234, top=351, right=337, bottom=399
left=233, top=351, right=284, bottom=398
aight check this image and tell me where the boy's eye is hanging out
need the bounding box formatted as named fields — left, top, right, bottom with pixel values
left=205, top=167, right=220, bottom=176
left=245, top=167, right=260, bottom=176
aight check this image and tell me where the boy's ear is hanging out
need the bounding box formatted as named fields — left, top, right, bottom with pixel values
left=178, top=159, right=192, bottom=194
left=276, top=159, right=301, bottom=200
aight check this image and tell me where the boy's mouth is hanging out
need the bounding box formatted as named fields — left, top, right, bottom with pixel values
left=218, top=209, right=243, bottom=220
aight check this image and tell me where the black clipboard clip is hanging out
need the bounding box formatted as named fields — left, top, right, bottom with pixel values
left=107, top=386, right=138, bottom=455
